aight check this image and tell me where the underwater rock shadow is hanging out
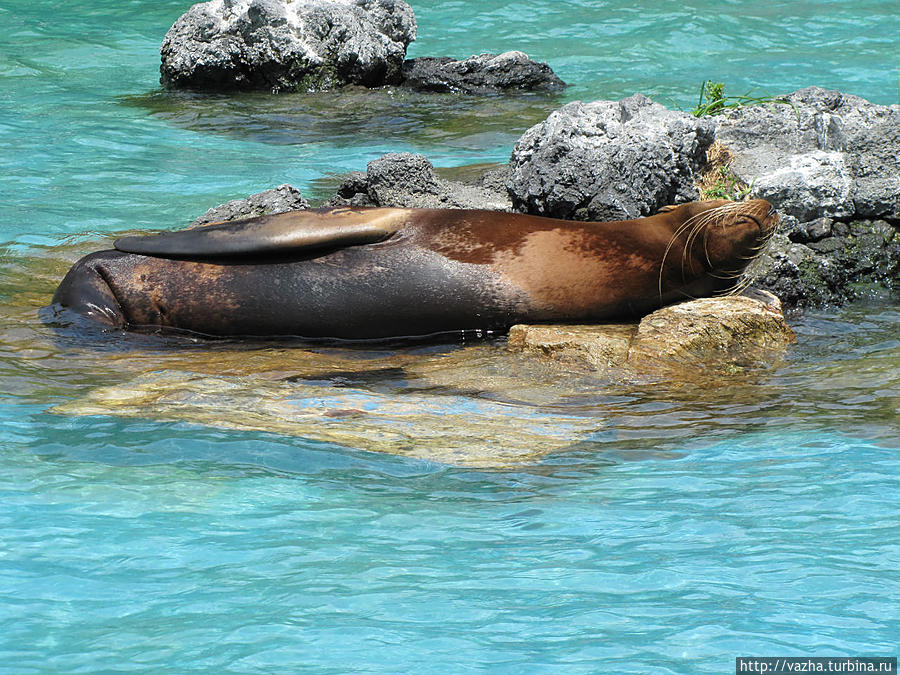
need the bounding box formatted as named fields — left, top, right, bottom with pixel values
left=121, top=87, right=565, bottom=150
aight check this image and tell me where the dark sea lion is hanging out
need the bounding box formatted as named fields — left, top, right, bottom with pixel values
left=50, top=199, right=778, bottom=341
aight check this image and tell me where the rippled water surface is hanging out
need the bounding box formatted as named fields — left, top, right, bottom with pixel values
left=1, top=0, right=899, bottom=672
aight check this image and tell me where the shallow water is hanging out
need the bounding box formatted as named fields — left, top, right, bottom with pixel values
left=2, top=0, right=899, bottom=672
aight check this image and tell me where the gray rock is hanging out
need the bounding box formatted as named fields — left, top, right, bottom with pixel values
left=749, top=219, right=900, bottom=308
left=331, top=171, right=374, bottom=207
left=161, top=0, right=417, bottom=92
left=715, top=86, right=900, bottom=222
left=400, top=51, right=565, bottom=95
left=786, top=216, right=833, bottom=244
left=366, top=153, right=442, bottom=206
left=707, top=87, right=900, bottom=308
left=327, top=153, right=512, bottom=210
left=191, top=184, right=309, bottom=226
left=507, top=94, right=715, bottom=221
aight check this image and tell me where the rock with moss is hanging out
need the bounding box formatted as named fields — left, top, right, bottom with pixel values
left=748, top=218, right=900, bottom=308
left=507, top=94, right=715, bottom=221
left=696, top=87, right=900, bottom=308
left=160, top=0, right=417, bottom=92
left=400, top=52, right=565, bottom=94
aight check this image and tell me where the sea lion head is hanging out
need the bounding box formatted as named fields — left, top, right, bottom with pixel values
left=657, top=199, right=778, bottom=295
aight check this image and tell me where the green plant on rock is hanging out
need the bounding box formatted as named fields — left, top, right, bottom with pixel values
left=696, top=141, right=752, bottom=201
left=701, top=165, right=753, bottom=201
left=691, top=80, right=793, bottom=117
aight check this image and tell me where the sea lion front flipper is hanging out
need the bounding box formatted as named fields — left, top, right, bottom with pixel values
left=113, top=207, right=412, bottom=259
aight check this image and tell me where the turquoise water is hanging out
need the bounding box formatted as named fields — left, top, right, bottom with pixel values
left=1, top=1, right=899, bottom=672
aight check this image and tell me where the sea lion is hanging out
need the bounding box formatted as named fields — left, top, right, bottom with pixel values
left=50, top=199, right=778, bottom=341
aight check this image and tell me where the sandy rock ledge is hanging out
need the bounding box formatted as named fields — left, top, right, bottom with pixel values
left=508, top=292, right=796, bottom=377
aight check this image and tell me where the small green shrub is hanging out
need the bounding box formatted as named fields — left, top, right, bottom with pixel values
left=700, top=165, right=752, bottom=201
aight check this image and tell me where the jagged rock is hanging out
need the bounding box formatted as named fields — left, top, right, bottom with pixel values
left=400, top=52, right=565, bottom=94
left=714, top=86, right=900, bottom=222
left=326, top=153, right=512, bottom=210
left=749, top=220, right=900, bottom=308
left=508, top=293, right=795, bottom=376
left=330, top=171, right=375, bottom=208
left=366, top=152, right=441, bottom=206
left=160, top=0, right=417, bottom=92
left=507, top=93, right=715, bottom=221
left=702, top=88, right=900, bottom=308
left=190, top=184, right=309, bottom=226
left=502, top=86, right=898, bottom=310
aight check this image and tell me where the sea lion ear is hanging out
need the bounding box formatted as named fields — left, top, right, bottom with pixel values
left=114, top=207, right=409, bottom=260
left=655, top=204, right=679, bottom=214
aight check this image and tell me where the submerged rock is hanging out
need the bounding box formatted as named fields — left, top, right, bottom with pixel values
left=160, top=0, right=417, bottom=92
left=53, top=370, right=607, bottom=468
left=327, top=152, right=512, bottom=210
left=190, top=184, right=309, bottom=226
left=507, top=93, right=715, bottom=221
left=508, top=292, right=795, bottom=376
left=400, top=52, right=565, bottom=94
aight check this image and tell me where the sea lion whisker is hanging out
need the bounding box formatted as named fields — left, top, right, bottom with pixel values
left=659, top=216, right=702, bottom=298
left=722, top=276, right=755, bottom=297
left=685, top=222, right=707, bottom=272
left=681, top=216, right=715, bottom=281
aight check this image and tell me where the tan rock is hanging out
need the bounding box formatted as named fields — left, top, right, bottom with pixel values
left=630, top=293, right=795, bottom=369
left=508, top=292, right=795, bottom=376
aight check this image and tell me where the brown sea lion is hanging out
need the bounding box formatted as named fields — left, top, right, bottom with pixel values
left=49, top=199, right=778, bottom=341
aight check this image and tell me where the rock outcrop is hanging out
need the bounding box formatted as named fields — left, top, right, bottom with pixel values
left=709, top=87, right=900, bottom=307
left=507, top=94, right=715, bottom=221
left=505, top=87, right=898, bottom=308
left=190, top=184, right=309, bottom=226
left=714, top=87, right=900, bottom=223
left=400, top=52, right=565, bottom=95
left=748, top=218, right=899, bottom=308
left=326, top=153, right=512, bottom=210
left=159, top=2, right=567, bottom=95
left=189, top=87, right=897, bottom=311
left=160, top=0, right=417, bottom=92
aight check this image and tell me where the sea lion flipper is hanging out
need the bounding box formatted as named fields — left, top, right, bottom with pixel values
left=113, top=207, right=411, bottom=259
